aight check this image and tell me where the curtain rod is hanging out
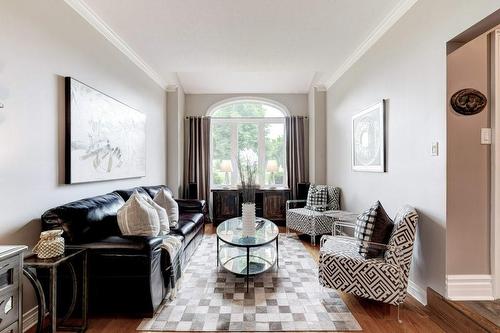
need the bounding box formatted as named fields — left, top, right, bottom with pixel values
left=184, top=116, right=308, bottom=119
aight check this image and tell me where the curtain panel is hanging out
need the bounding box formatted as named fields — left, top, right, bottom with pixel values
left=184, top=116, right=211, bottom=203
left=285, top=116, right=309, bottom=199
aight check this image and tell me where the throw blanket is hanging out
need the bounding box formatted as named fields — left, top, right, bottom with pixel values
left=161, top=234, right=183, bottom=299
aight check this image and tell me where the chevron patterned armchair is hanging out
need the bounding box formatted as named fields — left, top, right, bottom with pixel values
left=318, top=205, right=418, bottom=320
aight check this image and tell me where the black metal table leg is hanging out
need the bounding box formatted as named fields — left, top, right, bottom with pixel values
left=246, top=247, right=249, bottom=293
left=22, top=268, right=46, bottom=333
left=276, top=237, right=279, bottom=268
left=50, top=267, right=57, bottom=333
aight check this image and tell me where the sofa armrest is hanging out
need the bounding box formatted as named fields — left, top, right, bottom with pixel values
left=176, top=199, right=206, bottom=214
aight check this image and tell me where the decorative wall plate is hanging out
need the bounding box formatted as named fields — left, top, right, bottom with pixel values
left=450, top=88, right=487, bottom=116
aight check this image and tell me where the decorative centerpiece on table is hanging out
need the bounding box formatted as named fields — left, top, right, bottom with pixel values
left=238, top=149, right=258, bottom=237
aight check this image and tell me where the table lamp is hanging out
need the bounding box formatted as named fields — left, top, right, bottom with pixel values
left=266, top=160, right=279, bottom=188
left=220, top=160, right=233, bottom=188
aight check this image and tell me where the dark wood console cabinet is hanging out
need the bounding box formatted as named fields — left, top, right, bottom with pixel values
left=211, top=188, right=290, bottom=226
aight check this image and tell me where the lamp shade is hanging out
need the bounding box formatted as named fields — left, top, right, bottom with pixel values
left=266, top=160, right=279, bottom=173
left=220, top=160, right=233, bottom=172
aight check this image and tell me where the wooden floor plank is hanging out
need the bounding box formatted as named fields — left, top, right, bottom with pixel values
left=29, top=224, right=447, bottom=333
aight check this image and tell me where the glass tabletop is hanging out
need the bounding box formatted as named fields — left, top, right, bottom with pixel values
left=217, top=217, right=279, bottom=247
left=24, top=248, right=85, bottom=267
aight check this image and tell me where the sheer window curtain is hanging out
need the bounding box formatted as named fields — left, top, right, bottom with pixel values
left=286, top=116, right=309, bottom=199
left=184, top=116, right=211, bottom=204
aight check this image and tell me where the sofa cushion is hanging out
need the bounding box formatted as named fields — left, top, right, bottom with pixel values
left=114, top=187, right=149, bottom=201
left=169, top=213, right=204, bottom=244
left=142, top=185, right=173, bottom=199
left=41, top=192, right=125, bottom=244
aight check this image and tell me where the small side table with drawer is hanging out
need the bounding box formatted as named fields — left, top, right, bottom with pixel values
left=0, top=246, right=27, bottom=333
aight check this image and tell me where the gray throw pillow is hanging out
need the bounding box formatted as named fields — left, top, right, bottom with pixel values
left=154, top=188, right=179, bottom=229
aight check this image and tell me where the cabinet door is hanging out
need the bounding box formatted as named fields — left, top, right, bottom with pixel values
left=214, top=191, right=239, bottom=220
left=263, top=191, right=288, bottom=221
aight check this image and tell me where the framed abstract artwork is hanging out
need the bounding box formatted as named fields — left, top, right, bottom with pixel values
left=352, top=101, right=386, bottom=172
left=65, top=77, right=146, bottom=184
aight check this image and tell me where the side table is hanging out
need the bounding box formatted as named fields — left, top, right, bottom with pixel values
left=323, top=210, right=358, bottom=236
left=23, top=248, right=87, bottom=333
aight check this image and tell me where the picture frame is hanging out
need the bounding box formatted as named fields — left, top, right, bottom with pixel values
left=65, top=77, right=146, bottom=184
left=351, top=100, right=386, bottom=172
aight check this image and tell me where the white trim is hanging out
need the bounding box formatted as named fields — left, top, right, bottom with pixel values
left=491, top=29, right=500, bottom=300
left=446, top=275, right=494, bottom=301
left=206, top=97, right=290, bottom=117
left=324, top=0, right=418, bottom=89
left=63, top=0, right=168, bottom=90
left=23, top=306, right=38, bottom=332
left=408, top=280, right=427, bottom=305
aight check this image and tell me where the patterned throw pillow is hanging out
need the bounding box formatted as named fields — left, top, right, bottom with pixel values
left=326, top=186, right=341, bottom=210
left=354, top=201, right=394, bottom=258
left=140, top=192, right=170, bottom=235
left=305, top=184, right=328, bottom=212
left=117, top=192, right=161, bottom=236
left=154, top=188, right=179, bottom=229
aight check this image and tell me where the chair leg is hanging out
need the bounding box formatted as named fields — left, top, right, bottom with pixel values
left=397, top=303, right=402, bottom=324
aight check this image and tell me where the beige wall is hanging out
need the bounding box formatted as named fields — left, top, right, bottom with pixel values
left=447, top=32, right=492, bottom=274
left=326, top=0, right=499, bottom=298
left=185, top=93, right=308, bottom=117
left=167, top=87, right=185, bottom=197
left=0, top=0, right=167, bottom=310
left=308, top=87, right=327, bottom=184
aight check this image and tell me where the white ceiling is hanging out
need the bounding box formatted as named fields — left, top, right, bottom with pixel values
left=77, top=0, right=406, bottom=94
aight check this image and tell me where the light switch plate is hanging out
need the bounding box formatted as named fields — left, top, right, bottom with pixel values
left=431, top=142, right=439, bottom=156
left=481, top=128, right=492, bottom=144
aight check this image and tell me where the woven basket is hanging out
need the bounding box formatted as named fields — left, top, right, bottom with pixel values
left=33, top=230, right=65, bottom=259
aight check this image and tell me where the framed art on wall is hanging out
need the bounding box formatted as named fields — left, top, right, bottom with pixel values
left=65, top=77, right=146, bottom=184
left=352, top=100, right=386, bottom=172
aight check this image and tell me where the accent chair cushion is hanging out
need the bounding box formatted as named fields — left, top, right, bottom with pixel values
left=117, top=192, right=162, bottom=236
left=154, top=188, right=179, bottom=228
left=305, top=184, right=328, bottom=212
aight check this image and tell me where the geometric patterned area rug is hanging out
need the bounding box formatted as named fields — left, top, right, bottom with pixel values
left=138, top=234, right=362, bottom=331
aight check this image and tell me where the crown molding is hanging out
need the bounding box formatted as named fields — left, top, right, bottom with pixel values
left=324, top=0, right=418, bottom=90
left=63, top=0, right=169, bottom=90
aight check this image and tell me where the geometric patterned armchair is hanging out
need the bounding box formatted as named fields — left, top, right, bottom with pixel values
left=286, top=185, right=341, bottom=246
left=318, top=205, right=418, bottom=320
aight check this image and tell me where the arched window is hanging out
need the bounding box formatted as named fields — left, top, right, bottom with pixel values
left=209, top=98, right=288, bottom=188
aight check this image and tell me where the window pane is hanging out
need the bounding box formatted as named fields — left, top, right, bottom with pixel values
left=212, top=102, right=284, bottom=118
left=264, top=123, right=285, bottom=185
left=212, top=123, right=232, bottom=186
left=238, top=123, right=259, bottom=182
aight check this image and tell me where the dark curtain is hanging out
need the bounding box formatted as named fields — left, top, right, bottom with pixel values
left=286, top=116, right=308, bottom=199
left=184, top=116, right=211, bottom=203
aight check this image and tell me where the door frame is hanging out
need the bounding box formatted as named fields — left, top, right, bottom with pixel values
left=490, top=29, right=500, bottom=300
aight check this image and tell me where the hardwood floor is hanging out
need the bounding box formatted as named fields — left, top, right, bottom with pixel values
left=48, top=225, right=447, bottom=333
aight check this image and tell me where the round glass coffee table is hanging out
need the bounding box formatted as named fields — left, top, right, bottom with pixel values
left=216, top=217, right=279, bottom=292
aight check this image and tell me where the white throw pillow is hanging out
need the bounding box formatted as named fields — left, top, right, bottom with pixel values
left=139, top=192, right=170, bottom=235
left=154, top=188, right=179, bottom=229
left=117, top=192, right=162, bottom=236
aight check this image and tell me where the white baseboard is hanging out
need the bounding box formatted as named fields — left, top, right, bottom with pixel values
left=23, top=306, right=38, bottom=332
left=408, top=279, right=427, bottom=305
left=446, top=275, right=494, bottom=301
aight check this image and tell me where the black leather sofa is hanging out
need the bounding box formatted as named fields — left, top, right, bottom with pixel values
left=41, top=185, right=207, bottom=315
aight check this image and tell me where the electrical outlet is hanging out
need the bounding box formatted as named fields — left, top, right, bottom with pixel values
left=481, top=128, right=492, bottom=145
left=431, top=142, right=439, bottom=156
